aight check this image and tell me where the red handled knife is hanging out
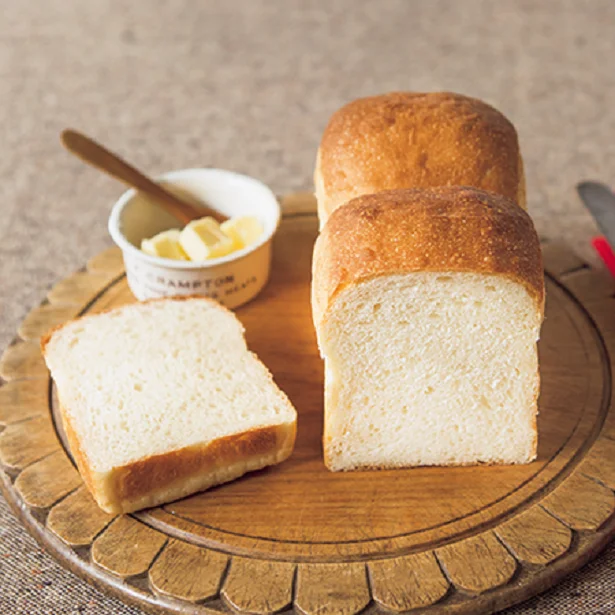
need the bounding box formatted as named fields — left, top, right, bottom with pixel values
left=576, top=181, right=615, bottom=277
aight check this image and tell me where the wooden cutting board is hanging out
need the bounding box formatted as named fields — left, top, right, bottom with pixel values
left=1, top=193, right=615, bottom=615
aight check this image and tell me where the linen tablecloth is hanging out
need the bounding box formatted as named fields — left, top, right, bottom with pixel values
left=2, top=1, right=615, bottom=612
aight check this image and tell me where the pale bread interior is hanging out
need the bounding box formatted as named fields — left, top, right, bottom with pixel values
left=44, top=299, right=296, bottom=474
left=319, top=273, right=541, bottom=471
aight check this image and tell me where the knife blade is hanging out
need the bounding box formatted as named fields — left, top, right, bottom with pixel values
left=576, top=181, right=615, bottom=249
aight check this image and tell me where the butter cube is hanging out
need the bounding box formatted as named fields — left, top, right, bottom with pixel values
left=141, top=229, right=188, bottom=260
left=179, top=217, right=235, bottom=261
left=220, top=216, right=264, bottom=250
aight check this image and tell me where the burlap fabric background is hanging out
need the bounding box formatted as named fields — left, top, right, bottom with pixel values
left=2, top=1, right=615, bottom=612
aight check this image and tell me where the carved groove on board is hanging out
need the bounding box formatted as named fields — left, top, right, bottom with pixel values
left=436, top=532, right=518, bottom=594
left=0, top=379, right=48, bottom=426
left=221, top=557, right=295, bottom=614
left=2, top=220, right=615, bottom=614
left=92, top=516, right=168, bottom=578
left=541, top=472, right=615, bottom=531
left=47, top=270, right=117, bottom=306
left=47, top=486, right=116, bottom=547
left=295, top=563, right=370, bottom=615
left=86, top=246, right=124, bottom=276
left=578, top=437, right=615, bottom=490
left=369, top=551, right=450, bottom=611
left=14, top=450, right=81, bottom=509
left=0, top=341, right=48, bottom=381
left=495, top=505, right=572, bottom=565
left=0, top=415, right=60, bottom=470
left=149, top=539, right=228, bottom=603
left=17, top=304, right=81, bottom=341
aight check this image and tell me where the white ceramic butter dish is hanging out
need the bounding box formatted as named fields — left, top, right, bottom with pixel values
left=108, top=168, right=280, bottom=309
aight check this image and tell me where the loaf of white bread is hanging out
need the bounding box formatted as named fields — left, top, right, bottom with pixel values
left=315, top=92, right=526, bottom=228
left=42, top=297, right=297, bottom=513
left=312, top=187, right=544, bottom=471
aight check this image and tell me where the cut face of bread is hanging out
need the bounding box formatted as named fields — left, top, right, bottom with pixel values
left=321, top=273, right=540, bottom=470
left=42, top=298, right=297, bottom=513
left=312, top=187, right=544, bottom=472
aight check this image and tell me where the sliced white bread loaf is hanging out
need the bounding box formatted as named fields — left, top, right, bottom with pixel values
left=312, top=187, right=544, bottom=471
left=42, top=297, right=297, bottom=513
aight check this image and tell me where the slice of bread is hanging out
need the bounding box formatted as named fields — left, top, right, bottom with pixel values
left=42, top=297, right=297, bottom=513
left=312, top=187, right=544, bottom=471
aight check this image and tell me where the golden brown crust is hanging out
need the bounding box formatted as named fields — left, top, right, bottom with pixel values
left=110, top=423, right=291, bottom=504
left=62, top=411, right=96, bottom=494
left=315, top=92, right=525, bottom=223
left=312, top=186, right=544, bottom=331
left=60, top=400, right=296, bottom=513
left=40, top=328, right=57, bottom=354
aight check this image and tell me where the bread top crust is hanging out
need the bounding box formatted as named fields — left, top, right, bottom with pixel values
left=315, top=92, right=524, bottom=221
left=312, top=187, right=544, bottom=331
